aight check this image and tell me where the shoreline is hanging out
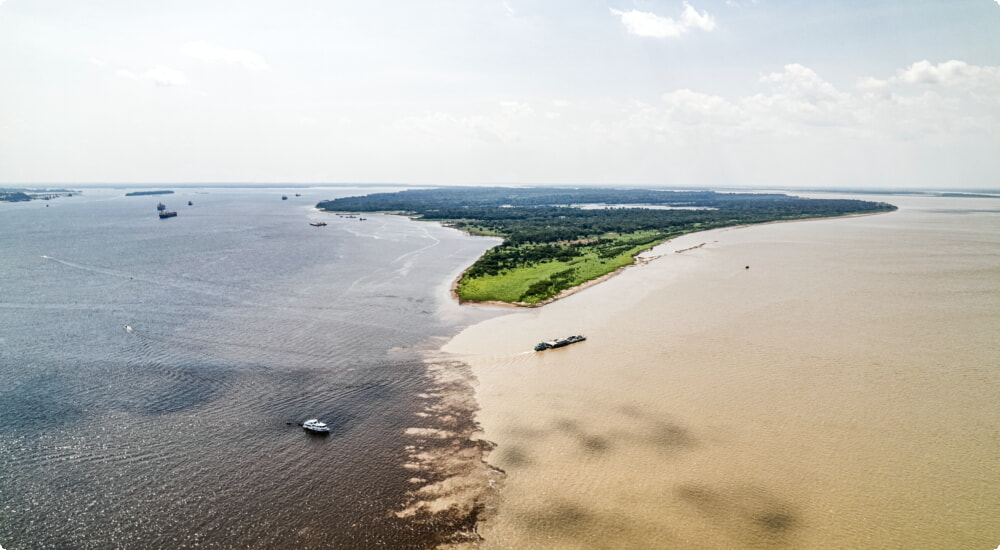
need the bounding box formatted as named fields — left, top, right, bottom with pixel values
left=448, top=253, right=661, bottom=309
left=449, top=210, right=891, bottom=309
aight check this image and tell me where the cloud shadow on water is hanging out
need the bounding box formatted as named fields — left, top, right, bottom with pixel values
left=675, top=483, right=801, bottom=548
left=498, top=444, right=534, bottom=468
left=516, top=500, right=592, bottom=534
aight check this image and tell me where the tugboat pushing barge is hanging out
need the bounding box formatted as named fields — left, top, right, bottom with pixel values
left=534, top=335, right=586, bottom=352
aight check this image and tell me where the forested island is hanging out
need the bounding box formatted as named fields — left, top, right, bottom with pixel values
left=317, top=187, right=896, bottom=305
left=0, top=191, right=31, bottom=202
left=1, top=188, right=77, bottom=202
left=125, top=190, right=174, bottom=196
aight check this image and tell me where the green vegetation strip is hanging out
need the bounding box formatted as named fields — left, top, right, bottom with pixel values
left=457, top=234, right=664, bottom=303
left=318, top=187, right=896, bottom=305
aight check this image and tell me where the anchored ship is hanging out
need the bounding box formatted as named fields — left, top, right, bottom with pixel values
left=157, top=203, right=177, bottom=219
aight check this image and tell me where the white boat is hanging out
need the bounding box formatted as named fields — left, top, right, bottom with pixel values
left=302, top=418, right=330, bottom=433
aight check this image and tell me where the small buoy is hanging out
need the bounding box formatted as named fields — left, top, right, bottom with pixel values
left=745, top=265, right=750, bottom=270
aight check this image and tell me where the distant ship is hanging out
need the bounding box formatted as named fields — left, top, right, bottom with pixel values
left=534, top=335, right=586, bottom=352
left=309, top=222, right=327, bottom=227
left=282, top=195, right=288, bottom=200
left=188, top=200, right=193, bottom=206
left=157, top=203, right=177, bottom=219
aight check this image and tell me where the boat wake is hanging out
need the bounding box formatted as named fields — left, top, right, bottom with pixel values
left=41, top=255, right=126, bottom=278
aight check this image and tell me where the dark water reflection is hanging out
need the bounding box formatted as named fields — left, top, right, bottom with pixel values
left=0, top=187, right=499, bottom=549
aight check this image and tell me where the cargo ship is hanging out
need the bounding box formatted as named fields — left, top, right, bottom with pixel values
left=157, top=203, right=177, bottom=219
left=534, top=335, right=586, bottom=352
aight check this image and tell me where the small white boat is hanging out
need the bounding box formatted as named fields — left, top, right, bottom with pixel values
left=302, top=419, right=330, bottom=433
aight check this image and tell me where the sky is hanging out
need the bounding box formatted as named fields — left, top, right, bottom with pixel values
left=1, top=0, right=998, bottom=189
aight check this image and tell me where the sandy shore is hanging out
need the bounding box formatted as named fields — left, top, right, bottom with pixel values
left=438, top=198, right=1000, bottom=549
left=450, top=212, right=888, bottom=310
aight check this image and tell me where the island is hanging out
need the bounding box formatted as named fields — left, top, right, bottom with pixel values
left=125, top=190, right=174, bottom=196
left=0, top=191, right=31, bottom=202
left=317, top=187, right=896, bottom=306
left=1, top=188, right=77, bottom=202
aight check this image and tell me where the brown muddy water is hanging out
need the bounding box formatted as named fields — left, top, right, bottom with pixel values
left=442, top=193, right=1000, bottom=549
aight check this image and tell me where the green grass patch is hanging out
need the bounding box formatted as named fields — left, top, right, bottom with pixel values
left=454, top=224, right=504, bottom=237
left=456, top=231, right=672, bottom=304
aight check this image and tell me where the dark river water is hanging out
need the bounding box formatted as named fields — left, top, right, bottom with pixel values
left=0, top=186, right=499, bottom=549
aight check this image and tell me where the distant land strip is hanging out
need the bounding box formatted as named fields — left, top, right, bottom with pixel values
left=317, top=187, right=897, bottom=306
left=0, top=188, right=77, bottom=202
left=125, top=190, right=174, bottom=196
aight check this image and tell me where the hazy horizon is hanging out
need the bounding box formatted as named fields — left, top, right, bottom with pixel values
left=4, top=183, right=1000, bottom=195
left=2, top=1, right=998, bottom=189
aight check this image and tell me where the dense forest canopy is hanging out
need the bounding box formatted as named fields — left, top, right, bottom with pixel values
left=0, top=188, right=77, bottom=202
left=317, top=187, right=897, bottom=304
left=0, top=191, right=32, bottom=202
left=321, top=186, right=809, bottom=210
left=318, top=187, right=895, bottom=244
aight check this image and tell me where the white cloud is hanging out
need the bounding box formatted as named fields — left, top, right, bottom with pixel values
left=604, top=59, right=1000, bottom=149
left=661, top=89, right=742, bottom=127
left=855, top=76, right=891, bottom=101
left=680, top=2, right=717, bottom=31
left=610, top=3, right=716, bottom=39
left=893, top=59, right=1000, bottom=87
left=759, top=63, right=846, bottom=104
left=610, top=8, right=685, bottom=38
left=144, top=65, right=189, bottom=86
left=856, top=76, right=889, bottom=91
left=181, top=41, right=269, bottom=71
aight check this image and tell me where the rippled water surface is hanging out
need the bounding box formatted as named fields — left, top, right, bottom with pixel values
left=0, top=187, right=498, bottom=549
left=446, top=193, right=1000, bottom=549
